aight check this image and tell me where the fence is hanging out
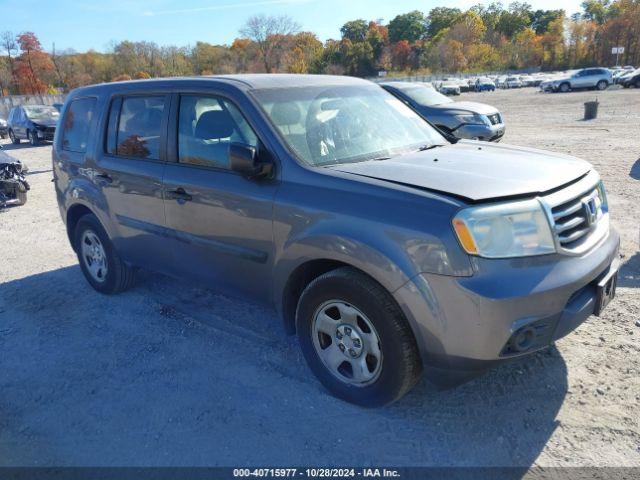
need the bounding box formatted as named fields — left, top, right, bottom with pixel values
left=367, top=67, right=542, bottom=84
left=0, top=94, right=67, bottom=119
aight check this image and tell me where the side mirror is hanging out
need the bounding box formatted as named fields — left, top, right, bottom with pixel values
left=229, top=142, right=272, bottom=178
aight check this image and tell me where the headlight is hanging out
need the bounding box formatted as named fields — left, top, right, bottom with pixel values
left=452, top=199, right=556, bottom=258
left=454, top=113, right=490, bottom=126
left=0, top=119, right=6, bottom=126
left=597, top=181, right=608, bottom=213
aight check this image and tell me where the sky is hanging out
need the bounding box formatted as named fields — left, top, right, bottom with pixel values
left=0, top=0, right=585, bottom=53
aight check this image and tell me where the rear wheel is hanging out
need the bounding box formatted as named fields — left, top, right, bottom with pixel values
left=8, top=129, right=19, bottom=144
left=296, top=267, right=422, bottom=407
left=596, top=80, right=608, bottom=90
left=74, top=214, right=136, bottom=294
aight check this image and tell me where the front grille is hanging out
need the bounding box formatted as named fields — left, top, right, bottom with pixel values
left=550, top=187, right=601, bottom=249
left=488, top=113, right=501, bottom=125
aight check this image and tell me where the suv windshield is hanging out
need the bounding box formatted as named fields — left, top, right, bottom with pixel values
left=253, top=84, right=445, bottom=167
left=399, top=85, right=452, bottom=106
left=24, top=105, right=59, bottom=121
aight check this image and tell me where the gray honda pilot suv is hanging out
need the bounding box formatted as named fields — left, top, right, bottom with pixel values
left=53, top=75, right=620, bottom=407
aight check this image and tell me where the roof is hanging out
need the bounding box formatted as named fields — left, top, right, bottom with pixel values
left=71, top=74, right=372, bottom=96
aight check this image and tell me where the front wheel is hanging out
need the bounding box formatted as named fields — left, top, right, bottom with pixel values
left=28, top=130, right=39, bottom=146
left=596, top=80, right=608, bottom=90
left=559, top=83, right=570, bottom=93
left=296, top=267, right=422, bottom=407
left=8, top=129, right=20, bottom=144
left=74, top=214, right=136, bottom=294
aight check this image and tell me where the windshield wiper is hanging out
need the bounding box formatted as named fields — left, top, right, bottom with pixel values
left=367, top=156, right=392, bottom=161
left=417, top=144, right=444, bottom=151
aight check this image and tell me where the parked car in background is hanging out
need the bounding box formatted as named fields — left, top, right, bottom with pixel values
left=475, top=77, right=496, bottom=91
left=381, top=81, right=505, bottom=142
left=540, top=68, right=612, bottom=93
left=505, top=76, right=523, bottom=88
left=0, top=117, right=7, bottom=139
left=620, top=68, right=640, bottom=88
left=438, top=81, right=461, bottom=96
left=519, top=75, right=535, bottom=87
left=496, top=76, right=508, bottom=88
left=54, top=74, right=619, bottom=407
left=7, top=104, right=59, bottom=145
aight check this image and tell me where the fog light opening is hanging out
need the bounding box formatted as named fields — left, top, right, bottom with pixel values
left=513, top=327, right=535, bottom=352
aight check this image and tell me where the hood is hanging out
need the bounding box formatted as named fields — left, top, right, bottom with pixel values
left=431, top=101, right=497, bottom=115
left=32, top=118, right=58, bottom=128
left=327, top=141, right=592, bottom=202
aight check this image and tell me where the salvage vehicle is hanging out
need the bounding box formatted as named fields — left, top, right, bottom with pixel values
left=0, top=146, right=29, bottom=207
left=54, top=75, right=620, bottom=407
left=381, top=81, right=505, bottom=142
left=7, top=104, right=59, bottom=145
left=540, top=68, right=612, bottom=93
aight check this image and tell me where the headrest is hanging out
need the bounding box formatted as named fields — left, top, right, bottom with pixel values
left=270, top=102, right=301, bottom=126
left=195, top=110, right=234, bottom=139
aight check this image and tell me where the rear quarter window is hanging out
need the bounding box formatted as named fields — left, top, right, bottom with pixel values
left=61, top=97, right=97, bottom=153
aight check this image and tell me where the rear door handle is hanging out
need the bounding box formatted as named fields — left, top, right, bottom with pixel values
left=166, top=187, right=192, bottom=203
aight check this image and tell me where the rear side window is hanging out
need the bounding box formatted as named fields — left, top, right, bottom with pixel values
left=61, top=97, right=97, bottom=153
left=107, top=96, right=165, bottom=160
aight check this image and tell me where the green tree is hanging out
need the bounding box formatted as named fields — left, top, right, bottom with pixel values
left=426, top=7, right=462, bottom=38
left=340, top=20, right=369, bottom=42
left=496, top=2, right=533, bottom=38
left=531, top=9, right=565, bottom=34
left=388, top=10, right=427, bottom=43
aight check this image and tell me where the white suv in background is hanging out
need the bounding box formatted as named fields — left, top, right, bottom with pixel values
left=541, top=68, right=612, bottom=93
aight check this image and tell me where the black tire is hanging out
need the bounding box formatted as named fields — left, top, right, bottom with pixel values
left=15, top=189, right=27, bottom=206
left=8, top=129, right=20, bottom=144
left=28, top=130, right=38, bottom=146
left=74, top=213, right=136, bottom=294
left=296, top=267, right=422, bottom=407
left=634, top=79, right=640, bottom=89
left=596, top=80, right=608, bottom=91
left=559, top=82, right=570, bottom=93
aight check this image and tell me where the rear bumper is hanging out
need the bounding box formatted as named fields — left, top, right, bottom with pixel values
left=393, top=227, right=620, bottom=376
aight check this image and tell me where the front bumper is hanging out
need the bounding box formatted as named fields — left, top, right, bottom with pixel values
left=393, top=227, right=620, bottom=375
left=454, top=123, right=505, bottom=142
left=35, top=127, right=55, bottom=141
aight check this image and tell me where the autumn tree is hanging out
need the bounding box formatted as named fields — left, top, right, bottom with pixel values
left=15, top=32, right=54, bottom=94
left=239, top=14, right=300, bottom=72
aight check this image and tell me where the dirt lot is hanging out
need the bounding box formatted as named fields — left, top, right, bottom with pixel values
left=0, top=86, right=638, bottom=468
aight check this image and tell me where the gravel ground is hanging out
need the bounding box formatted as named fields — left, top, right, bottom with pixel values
left=0, top=86, right=638, bottom=468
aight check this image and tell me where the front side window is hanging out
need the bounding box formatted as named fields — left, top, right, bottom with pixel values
left=113, top=96, right=165, bottom=160
left=61, top=97, right=97, bottom=153
left=253, top=84, right=445, bottom=166
left=178, top=95, right=258, bottom=169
